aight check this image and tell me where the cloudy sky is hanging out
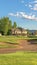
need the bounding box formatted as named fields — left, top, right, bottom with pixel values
left=0, top=0, right=37, bottom=30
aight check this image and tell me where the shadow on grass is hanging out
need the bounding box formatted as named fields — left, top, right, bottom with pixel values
left=5, top=41, right=19, bottom=45
left=28, top=39, right=37, bottom=44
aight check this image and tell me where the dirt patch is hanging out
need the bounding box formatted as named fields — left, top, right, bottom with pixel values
left=0, top=40, right=37, bottom=53
left=18, top=40, right=37, bottom=51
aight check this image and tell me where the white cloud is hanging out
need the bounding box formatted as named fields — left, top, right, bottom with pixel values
left=32, top=7, right=37, bottom=10
left=8, top=12, right=19, bottom=17
left=27, top=0, right=37, bottom=10
left=34, top=4, right=37, bottom=7
left=25, top=4, right=27, bottom=6
left=8, top=12, right=37, bottom=21
left=21, top=0, right=37, bottom=11
left=21, top=0, right=24, bottom=3
left=25, top=4, right=32, bottom=7
left=29, top=0, right=37, bottom=4
left=8, top=13, right=14, bottom=16
left=34, top=0, right=37, bottom=3
left=29, top=4, right=32, bottom=7
left=31, top=3, right=37, bottom=10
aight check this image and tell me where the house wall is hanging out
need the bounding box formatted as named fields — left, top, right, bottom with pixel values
left=12, top=28, right=27, bottom=36
left=15, top=31, right=21, bottom=34
left=22, top=31, right=27, bottom=34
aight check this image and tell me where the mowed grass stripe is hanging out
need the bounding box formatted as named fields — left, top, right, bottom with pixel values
left=0, top=36, right=37, bottom=43
left=0, top=36, right=19, bottom=44
left=0, top=52, right=37, bottom=65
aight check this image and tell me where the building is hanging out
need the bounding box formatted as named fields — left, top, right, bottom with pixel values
left=12, top=28, right=27, bottom=36
left=22, top=29, right=27, bottom=37
left=34, top=30, right=37, bottom=36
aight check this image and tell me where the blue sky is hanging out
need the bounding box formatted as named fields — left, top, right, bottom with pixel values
left=0, top=0, right=37, bottom=30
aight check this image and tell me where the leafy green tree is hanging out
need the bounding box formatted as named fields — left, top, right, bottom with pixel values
left=0, top=17, right=12, bottom=35
left=13, top=22, right=17, bottom=34
left=7, top=20, right=12, bottom=35
left=13, top=22, right=17, bottom=28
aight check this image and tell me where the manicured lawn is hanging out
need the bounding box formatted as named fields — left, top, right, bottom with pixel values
left=0, top=36, right=37, bottom=48
left=0, top=35, right=37, bottom=43
left=0, top=51, right=37, bottom=65
left=0, top=43, right=16, bottom=48
left=0, top=36, right=19, bottom=44
left=0, top=36, right=19, bottom=48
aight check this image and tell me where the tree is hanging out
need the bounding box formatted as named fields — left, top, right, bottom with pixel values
left=7, top=20, right=12, bottom=35
left=13, top=22, right=17, bottom=28
left=0, top=17, right=12, bottom=35
left=13, top=22, right=17, bottom=34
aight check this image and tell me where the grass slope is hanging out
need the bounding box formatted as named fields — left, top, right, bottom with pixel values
left=0, top=43, right=16, bottom=48
left=0, top=52, right=37, bottom=65
left=0, top=36, right=19, bottom=44
left=0, top=36, right=19, bottom=48
left=0, top=36, right=37, bottom=42
left=0, top=36, right=37, bottom=48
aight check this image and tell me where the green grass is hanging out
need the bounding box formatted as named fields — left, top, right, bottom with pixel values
left=0, top=35, right=37, bottom=42
left=0, top=35, right=37, bottom=46
left=0, top=36, right=19, bottom=44
left=0, top=36, right=19, bottom=48
left=0, top=43, right=16, bottom=48
left=0, top=51, right=37, bottom=65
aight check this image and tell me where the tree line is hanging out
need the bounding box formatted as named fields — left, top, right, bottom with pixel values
left=0, top=17, right=17, bottom=35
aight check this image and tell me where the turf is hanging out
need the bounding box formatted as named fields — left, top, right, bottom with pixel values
left=0, top=36, right=37, bottom=48
left=0, top=36, right=19, bottom=44
left=0, top=43, right=16, bottom=48
left=0, top=35, right=37, bottom=43
left=0, top=51, right=37, bottom=65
